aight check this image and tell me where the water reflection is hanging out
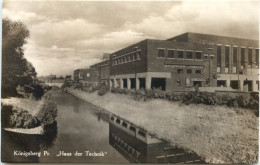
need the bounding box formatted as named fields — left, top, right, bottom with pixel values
left=1, top=123, right=57, bottom=163
left=73, top=99, right=80, bottom=113
left=109, top=114, right=206, bottom=163
left=40, top=122, right=58, bottom=149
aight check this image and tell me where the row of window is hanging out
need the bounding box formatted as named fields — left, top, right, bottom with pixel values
left=217, top=46, right=259, bottom=71
left=158, top=49, right=204, bottom=60
left=177, top=69, right=201, bottom=74
left=112, top=51, right=141, bottom=66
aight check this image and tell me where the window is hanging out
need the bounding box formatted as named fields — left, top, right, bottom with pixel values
left=195, top=70, right=201, bottom=74
left=158, top=49, right=165, bottom=58
left=225, top=47, right=230, bottom=68
left=187, top=69, right=192, bottom=74
left=122, top=121, right=127, bottom=128
left=195, top=52, right=202, bottom=59
left=131, top=54, right=135, bottom=61
left=129, top=126, right=136, bottom=132
left=87, top=73, right=90, bottom=77
left=136, top=52, right=140, bottom=59
left=177, top=51, right=184, bottom=58
left=168, top=50, right=174, bottom=58
left=187, top=51, right=193, bottom=59
left=116, top=119, right=121, bottom=124
left=138, top=130, right=146, bottom=137
left=241, top=48, right=245, bottom=68
left=248, top=48, right=252, bottom=68
left=256, top=49, right=259, bottom=68
left=177, top=80, right=181, bottom=86
left=110, top=116, right=114, bottom=121
left=133, top=53, right=137, bottom=60
left=217, top=46, right=221, bottom=67
left=122, top=57, right=125, bottom=63
left=177, top=69, right=183, bottom=74
left=233, top=47, right=237, bottom=65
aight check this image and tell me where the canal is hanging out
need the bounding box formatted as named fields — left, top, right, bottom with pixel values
left=39, top=91, right=129, bottom=163
left=2, top=91, right=205, bottom=163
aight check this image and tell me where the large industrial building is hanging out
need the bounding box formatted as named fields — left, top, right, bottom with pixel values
left=108, top=32, right=259, bottom=92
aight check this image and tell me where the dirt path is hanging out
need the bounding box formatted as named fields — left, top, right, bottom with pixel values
left=66, top=88, right=258, bottom=164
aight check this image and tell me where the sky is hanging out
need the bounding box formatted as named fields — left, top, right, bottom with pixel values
left=2, top=1, right=259, bottom=76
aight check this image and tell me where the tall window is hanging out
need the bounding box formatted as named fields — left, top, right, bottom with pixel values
left=177, top=51, right=184, bottom=58
left=225, top=47, right=230, bottom=68
left=187, top=51, right=193, bottom=59
left=158, top=49, right=165, bottom=58
left=187, top=69, right=192, bottom=74
left=168, top=50, right=174, bottom=58
left=195, top=52, right=202, bottom=59
left=130, top=54, right=133, bottom=61
left=233, top=47, right=237, bottom=73
left=248, top=48, right=252, bottom=68
left=256, top=49, right=259, bottom=68
left=217, top=46, right=221, bottom=67
left=241, top=48, right=245, bottom=68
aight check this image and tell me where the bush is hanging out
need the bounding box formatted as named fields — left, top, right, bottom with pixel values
left=60, top=82, right=71, bottom=89
left=36, top=95, right=57, bottom=125
left=98, top=86, right=108, bottom=96
left=1, top=104, right=39, bottom=128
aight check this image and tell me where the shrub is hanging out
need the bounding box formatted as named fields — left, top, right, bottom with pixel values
left=1, top=104, right=39, bottom=128
left=98, top=86, right=108, bottom=96
left=36, top=96, right=57, bottom=125
left=60, top=82, right=71, bottom=89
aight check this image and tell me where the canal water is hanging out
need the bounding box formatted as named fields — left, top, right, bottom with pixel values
left=2, top=91, right=128, bottom=163
left=2, top=91, right=205, bottom=163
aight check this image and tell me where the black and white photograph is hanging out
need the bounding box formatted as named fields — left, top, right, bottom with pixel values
left=1, top=0, right=259, bottom=164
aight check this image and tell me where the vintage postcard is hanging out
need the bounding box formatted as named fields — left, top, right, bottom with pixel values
left=1, top=0, right=259, bottom=164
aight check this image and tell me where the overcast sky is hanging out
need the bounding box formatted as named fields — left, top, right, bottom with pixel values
left=3, top=1, right=259, bottom=76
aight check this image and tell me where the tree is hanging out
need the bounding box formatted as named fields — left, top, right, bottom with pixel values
left=2, top=18, right=38, bottom=98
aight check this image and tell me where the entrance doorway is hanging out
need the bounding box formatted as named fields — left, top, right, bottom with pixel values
left=130, top=78, right=136, bottom=89
left=151, top=78, right=166, bottom=90
left=217, top=80, right=227, bottom=87
left=193, top=81, right=202, bottom=87
left=244, top=80, right=253, bottom=92
left=230, top=80, right=239, bottom=89
left=139, top=78, right=146, bottom=89
left=123, top=79, right=127, bottom=88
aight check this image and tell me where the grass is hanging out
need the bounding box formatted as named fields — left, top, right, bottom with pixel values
left=66, top=88, right=258, bottom=164
left=1, top=97, right=43, bottom=116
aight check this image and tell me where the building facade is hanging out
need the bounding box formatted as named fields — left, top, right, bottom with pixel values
left=90, top=60, right=110, bottom=86
left=109, top=32, right=259, bottom=92
left=73, top=68, right=99, bottom=86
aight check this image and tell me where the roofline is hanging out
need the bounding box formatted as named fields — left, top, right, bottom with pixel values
left=167, top=32, right=259, bottom=42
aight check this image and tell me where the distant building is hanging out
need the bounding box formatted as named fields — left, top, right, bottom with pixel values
left=90, top=60, right=110, bottom=86
left=108, top=32, right=258, bottom=92
left=51, top=76, right=65, bottom=83
left=65, top=75, right=72, bottom=83
left=38, top=75, right=57, bottom=83
left=73, top=68, right=99, bottom=86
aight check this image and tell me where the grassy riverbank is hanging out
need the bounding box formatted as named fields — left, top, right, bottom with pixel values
left=66, top=88, right=258, bottom=164
left=1, top=92, right=58, bottom=132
